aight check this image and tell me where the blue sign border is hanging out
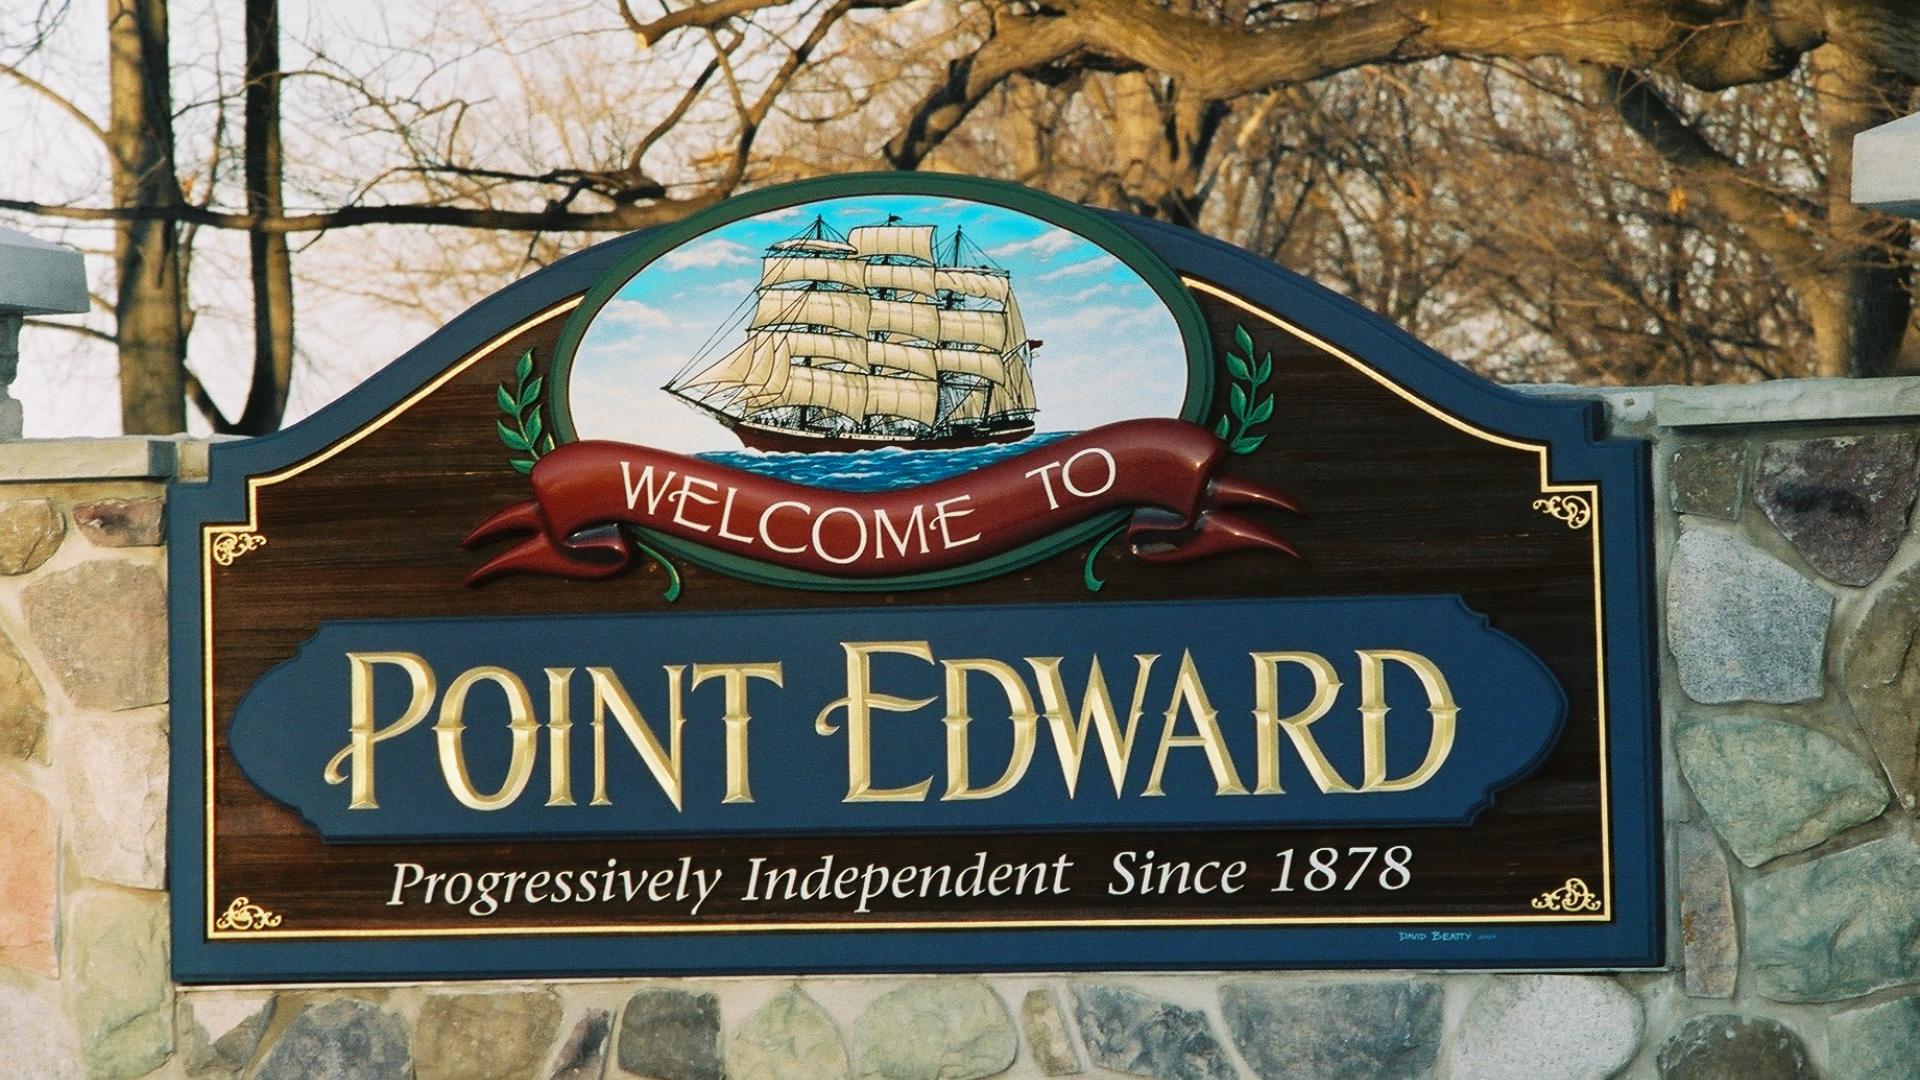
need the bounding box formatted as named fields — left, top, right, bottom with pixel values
left=168, top=179, right=1660, bottom=981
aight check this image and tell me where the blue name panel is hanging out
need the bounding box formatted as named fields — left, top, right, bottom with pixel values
left=230, top=597, right=1566, bottom=841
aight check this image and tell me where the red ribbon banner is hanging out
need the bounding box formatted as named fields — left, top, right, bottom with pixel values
left=464, top=418, right=1302, bottom=583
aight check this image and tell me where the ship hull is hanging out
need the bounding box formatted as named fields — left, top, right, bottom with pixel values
left=728, top=418, right=1036, bottom=454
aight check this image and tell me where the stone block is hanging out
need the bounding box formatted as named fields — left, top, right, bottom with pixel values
left=1665, top=527, right=1831, bottom=704
left=1656, top=1014, right=1813, bottom=1079
left=1829, top=994, right=1920, bottom=1080
left=1220, top=979, right=1442, bottom=1079
left=856, top=979, right=1016, bottom=1080
left=0, top=625, right=48, bottom=762
left=61, top=713, right=167, bottom=888
left=549, top=1009, right=611, bottom=1080
left=1677, top=825, right=1737, bottom=997
left=1843, top=562, right=1920, bottom=810
left=0, top=227, right=88, bottom=314
left=65, top=888, right=172, bottom=1080
left=1071, top=984, right=1235, bottom=1080
left=1020, top=988, right=1081, bottom=1076
left=1745, top=831, right=1920, bottom=1001
left=1755, top=434, right=1918, bottom=586
left=22, top=560, right=166, bottom=710
left=0, top=438, right=175, bottom=483
left=1674, top=714, right=1887, bottom=866
left=0, top=984, right=82, bottom=1080
left=178, top=991, right=274, bottom=1077
left=0, top=771, right=56, bottom=976
left=0, top=498, right=62, bottom=574
left=618, top=988, right=722, bottom=1080
left=254, top=997, right=410, bottom=1080
left=1670, top=441, right=1746, bottom=519
left=416, top=990, right=562, bottom=1080
left=1443, top=975, right=1641, bottom=1080
left=1853, top=112, right=1920, bottom=217
left=731, top=987, right=849, bottom=1080
left=72, top=497, right=164, bottom=547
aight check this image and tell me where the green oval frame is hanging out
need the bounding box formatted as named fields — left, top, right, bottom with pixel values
left=547, top=172, right=1214, bottom=593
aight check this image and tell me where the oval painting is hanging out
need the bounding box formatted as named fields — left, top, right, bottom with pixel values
left=557, top=188, right=1197, bottom=492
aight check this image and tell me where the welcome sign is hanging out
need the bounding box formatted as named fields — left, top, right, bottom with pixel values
left=169, top=175, right=1659, bottom=981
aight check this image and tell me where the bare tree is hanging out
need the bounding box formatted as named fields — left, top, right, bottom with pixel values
left=106, top=0, right=188, bottom=433
left=878, top=0, right=1917, bottom=377
left=4, top=0, right=1918, bottom=435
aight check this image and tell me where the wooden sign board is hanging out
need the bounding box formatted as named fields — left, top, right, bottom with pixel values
left=168, top=175, right=1659, bottom=981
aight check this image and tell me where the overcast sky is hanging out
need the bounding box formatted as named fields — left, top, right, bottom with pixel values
left=566, top=193, right=1189, bottom=453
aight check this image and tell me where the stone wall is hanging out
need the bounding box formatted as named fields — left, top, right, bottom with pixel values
left=7, top=378, right=1920, bottom=1079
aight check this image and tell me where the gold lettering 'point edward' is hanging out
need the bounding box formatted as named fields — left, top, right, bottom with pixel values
left=170, top=173, right=1658, bottom=982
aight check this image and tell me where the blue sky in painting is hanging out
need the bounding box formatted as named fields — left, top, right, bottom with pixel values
left=564, top=193, right=1187, bottom=453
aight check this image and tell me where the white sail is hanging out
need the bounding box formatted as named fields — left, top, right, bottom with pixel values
left=749, top=338, right=792, bottom=403
left=948, top=385, right=987, bottom=420
left=782, top=330, right=868, bottom=368
left=848, top=225, right=935, bottom=264
left=939, top=308, right=1008, bottom=351
left=765, top=365, right=868, bottom=420
left=682, top=333, right=775, bottom=389
left=935, top=268, right=1010, bottom=302
left=937, top=348, right=1008, bottom=386
left=868, top=263, right=937, bottom=297
left=1004, top=356, right=1036, bottom=411
left=1001, top=297, right=1034, bottom=409
left=869, top=297, right=942, bottom=343
left=870, top=340, right=940, bottom=380
left=865, top=375, right=939, bottom=425
left=760, top=255, right=866, bottom=291
left=752, top=290, right=870, bottom=336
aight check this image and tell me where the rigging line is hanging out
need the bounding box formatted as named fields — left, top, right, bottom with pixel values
left=668, top=245, right=827, bottom=388
left=679, top=248, right=814, bottom=373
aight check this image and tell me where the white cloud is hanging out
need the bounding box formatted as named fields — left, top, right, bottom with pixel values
left=661, top=237, right=757, bottom=270
left=1037, top=257, right=1107, bottom=282
left=1050, top=302, right=1161, bottom=335
left=1066, top=282, right=1116, bottom=303
left=597, top=298, right=674, bottom=329
left=993, top=230, right=1077, bottom=261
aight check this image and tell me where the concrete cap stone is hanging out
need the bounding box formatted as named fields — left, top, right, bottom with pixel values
left=1853, top=112, right=1920, bottom=218
left=0, top=228, right=88, bottom=316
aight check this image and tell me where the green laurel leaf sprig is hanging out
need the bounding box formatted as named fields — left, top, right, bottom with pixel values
left=1212, top=324, right=1274, bottom=455
left=495, top=349, right=556, bottom=474
left=490, top=349, right=681, bottom=601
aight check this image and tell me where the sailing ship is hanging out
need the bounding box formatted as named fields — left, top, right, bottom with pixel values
left=663, top=216, right=1040, bottom=452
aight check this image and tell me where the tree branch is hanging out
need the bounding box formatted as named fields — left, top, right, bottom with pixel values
left=0, top=193, right=733, bottom=234
left=0, top=62, right=107, bottom=144
left=182, top=367, right=235, bottom=432
left=885, top=0, right=1856, bottom=168
left=1588, top=66, right=1825, bottom=288
left=23, top=317, right=114, bottom=344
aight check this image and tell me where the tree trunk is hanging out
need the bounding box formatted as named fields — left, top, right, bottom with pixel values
left=107, top=0, right=186, bottom=433
left=1810, top=46, right=1914, bottom=378
left=1101, top=73, right=1216, bottom=226
left=238, top=0, right=294, bottom=434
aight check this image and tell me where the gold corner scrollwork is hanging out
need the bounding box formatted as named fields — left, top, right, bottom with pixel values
left=1530, top=878, right=1603, bottom=913
left=210, top=531, right=268, bottom=566
left=214, top=896, right=283, bottom=931
left=1532, top=494, right=1592, bottom=530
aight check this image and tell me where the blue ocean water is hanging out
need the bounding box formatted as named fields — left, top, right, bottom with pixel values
left=696, top=431, right=1075, bottom=492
